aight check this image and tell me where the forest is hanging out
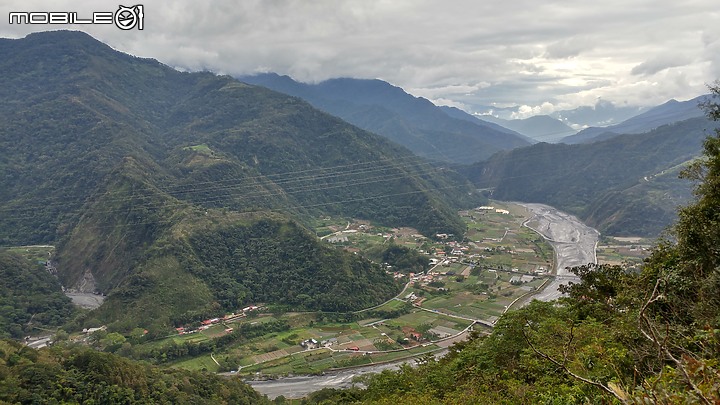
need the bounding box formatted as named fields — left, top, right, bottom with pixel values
left=0, top=339, right=267, bottom=404
left=0, top=252, right=75, bottom=339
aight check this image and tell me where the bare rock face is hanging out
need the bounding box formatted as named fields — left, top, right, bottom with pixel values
left=76, top=268, right=97, bottom=293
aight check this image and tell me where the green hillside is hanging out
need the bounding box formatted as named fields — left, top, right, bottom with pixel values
left=0, top=31, right=480, bottom=330
left=0, top=339, right=267, bottom=404
left=0, top=251, right=75, bottom=339
left=0, top=32, right=474, bottom=246
left=464, top=117, right=711, bottom=236
left=240, top=74, right=531, bottom=164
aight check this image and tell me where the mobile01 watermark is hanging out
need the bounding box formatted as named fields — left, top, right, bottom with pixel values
left=9, top=5, right=144, bottom=30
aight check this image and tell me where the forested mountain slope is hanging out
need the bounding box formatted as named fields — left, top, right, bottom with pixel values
left=0, top=251, right=75, bottom=339
left=464, top=117, right=712, bottom=236
left=240, top=73, right=530, bottom=163
left=561, top=95, right=709, bottom=144
left=0, top=31, right=480, bottom=330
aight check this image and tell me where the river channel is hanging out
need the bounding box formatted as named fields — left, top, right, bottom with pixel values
left=248, top=203, right=600, bottom=399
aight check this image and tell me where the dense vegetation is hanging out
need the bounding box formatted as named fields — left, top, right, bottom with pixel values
left=61, top=207, right=400, bottom=332
left=297, top=83, right=720, bottom=404
left=464, top=116, right=712, bottom=236
left=0, top=31, right=475, bottom=247
left=0, top=339, right=267, bottom=404
left=378, top=244, right=430, bottom=274
left=0, top=251, right=75, bottom=339
left=187, top=219, right=400, bottom=312
left=0, top=31, right=480, bottom=330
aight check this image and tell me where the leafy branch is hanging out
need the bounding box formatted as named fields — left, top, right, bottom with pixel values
left=521, top=321, right=629, bottom=404
left=637, top=278, right=712, bottom=405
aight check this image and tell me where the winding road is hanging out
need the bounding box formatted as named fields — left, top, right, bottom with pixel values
left=247, top=358, right=419, bottom=399
left=248, top=203, right=600, bottom=399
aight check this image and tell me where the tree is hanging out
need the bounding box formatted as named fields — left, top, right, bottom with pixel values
left=625, top=82, right=720, bottom=404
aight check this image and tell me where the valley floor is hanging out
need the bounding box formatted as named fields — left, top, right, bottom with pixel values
left=248, top=202, right=603, bottom=399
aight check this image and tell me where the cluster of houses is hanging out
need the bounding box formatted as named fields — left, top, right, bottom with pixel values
left=429, top=240, right=473, bottom=266
left=408, top=272, right=437, bottom=285
left=476, top=206, right=510, bottom=215
left=300, top=337, right=338, bottom=349
left=404, top=292, right=426, bottom=306
left=509, top=275, right=536, bottom=284
left=175, top=305, right=262, bottom=335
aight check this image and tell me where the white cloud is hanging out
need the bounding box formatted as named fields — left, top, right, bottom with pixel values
left=1, top=0, right=718, bottom=114
left=431, top=98, right=470, bottom=110
left=511, top=102, right=558, bottom=119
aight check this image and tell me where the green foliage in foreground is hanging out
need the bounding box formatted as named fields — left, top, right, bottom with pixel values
left=0, top=251, right=75, bottom=339
left=301, top=84, right=720, bottom=404
left=0, top=340, right=268, bottom=404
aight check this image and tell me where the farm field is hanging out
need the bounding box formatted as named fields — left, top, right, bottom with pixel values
left=596, top=236, right=653, bottom=267
left=78, top=202, right=651, bottom=376
left=131, top=202, right=561, bottom=376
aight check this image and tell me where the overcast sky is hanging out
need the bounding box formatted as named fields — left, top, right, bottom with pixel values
left=2, top=0, right=719, bottom=117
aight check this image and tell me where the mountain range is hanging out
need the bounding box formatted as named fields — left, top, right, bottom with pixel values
left=0, top=31, right=480, bottom=331
left=239, top=73, right=531, bottom=163
left=472, top=113, right=576, bottom=143
left=1, top=29, right=713, bottom=331
left=560, top=95, right=709, bottom=144
left=473, top=100, right=647, bottom=129
left=464, top=116, right=713, bottom=236
left=3, top=28, right=719, bottom=405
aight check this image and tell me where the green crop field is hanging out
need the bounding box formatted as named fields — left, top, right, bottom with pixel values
left=120, top=202, right=565, bottom=376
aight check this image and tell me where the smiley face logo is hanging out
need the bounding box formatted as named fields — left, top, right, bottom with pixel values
left=114, top=5, right=144, bottom=30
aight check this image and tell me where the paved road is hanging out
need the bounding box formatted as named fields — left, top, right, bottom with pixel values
left=247, top=203, right=600, bottom=399
left=519, top=203, right=599, bottom=302
left=247, top=358, right=422, bottom=399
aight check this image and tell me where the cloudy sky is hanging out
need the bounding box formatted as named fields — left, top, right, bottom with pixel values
left=2, top=0, right=719, bottom=117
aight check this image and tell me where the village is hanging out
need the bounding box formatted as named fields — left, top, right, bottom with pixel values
left=25, top=201, right=648, bottom=377
left=321, top=203, right=552, bottom=298
left=187, top=201, right=561, bottom=376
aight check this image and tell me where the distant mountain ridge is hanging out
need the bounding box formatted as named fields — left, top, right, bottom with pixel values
left=240, top=73, right=531, bottom=164
left=477, top=114, right=576, bottom=143
left=472, top=100, right=646, bottom=129
left=561, top=95, right=710, bottom=144
left=437, top=105, right=535, bottom=142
